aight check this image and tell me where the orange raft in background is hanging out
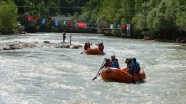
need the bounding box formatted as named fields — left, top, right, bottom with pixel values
left=176, top=40, right=186, bottom=43
left=84, top=46, right=105, bottom=55
left=101, top=67, right=146, bottom=83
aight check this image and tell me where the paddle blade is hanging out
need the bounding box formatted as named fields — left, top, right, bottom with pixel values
left=92, top=77, right=97, bottom=81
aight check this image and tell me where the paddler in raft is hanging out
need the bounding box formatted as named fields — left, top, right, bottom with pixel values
left=84, top=42, right=91, bottom=50
left=125, top=58, right=141, bottom=75
left=101, top=55, right=120, bottom=69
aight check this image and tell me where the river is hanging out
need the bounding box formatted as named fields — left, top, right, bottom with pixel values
left=0, top=33, right=186, bottom=104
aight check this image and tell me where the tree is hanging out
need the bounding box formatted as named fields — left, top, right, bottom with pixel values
left=0, top=1, right=18, bottom=34
left=175, top=0, right=186, bottom=32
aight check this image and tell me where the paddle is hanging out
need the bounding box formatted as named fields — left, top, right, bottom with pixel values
left=92, top=59, right=106, bottom=80
left=80, top=51, right=84, bottom=54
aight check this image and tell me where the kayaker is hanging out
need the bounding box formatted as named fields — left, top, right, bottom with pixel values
left=110, top=55, right=120, bottom=68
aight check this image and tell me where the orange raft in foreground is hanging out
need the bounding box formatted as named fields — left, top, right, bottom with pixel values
left=101, top=67, right=146, bottom=83
left=84, top=46, right=105, bottom=55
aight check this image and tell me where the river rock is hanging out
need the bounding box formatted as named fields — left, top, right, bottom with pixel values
left=70, top=44, right=82, bottom=49
left=56, top=44, right=70, bottom=48
left=43, top=41, right=50, bottom=43
left=0, top=41, right=82, bottom=50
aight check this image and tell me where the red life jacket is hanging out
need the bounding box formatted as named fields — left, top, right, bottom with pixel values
left=84, top=44, right=89, bottom=50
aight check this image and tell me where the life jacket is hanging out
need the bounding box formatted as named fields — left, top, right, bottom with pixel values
left=98, top=44, right=104, bottom=51
left=87, top=43, right=90, bottom=49
left=84, top=44, right=88, bottom=50
left=104, top=59, right=112, bottom=68
left=131, top=62, right=140, bottom=74
left=111, top=59, right=120, bottom=68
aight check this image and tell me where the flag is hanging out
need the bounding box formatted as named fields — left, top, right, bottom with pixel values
left=75, top=22, right=78, bottom=27
left=85, top=23, right=88, bottom=28
left=55, top=20, right=59, bottom=27
left=127, top=24, right=131, bottom=30
left=103, top=24, right=107, bottom=29
left=117, top=24, right=120, bottom=29
left=127, top=24, right=131, bottom=37
left=59, top=20, right=63, bottom=25
left=63, top=20, right=66, bottom=25
left=42, top=18, right=46, bottom=25
left=69, top=21, right=73, bottom=27
left=34, top=16, right=39, bottom=22
left=110, top=24, right=113, bottom=29
left=121, top=24, right=126, bottom=30
left=99, top=24, right=103, bottom=29
left=28, top=16, right=33, bottom=22
left=77, top=22, right=86, bottom=28
left=48, top=18, right=52, bottom=23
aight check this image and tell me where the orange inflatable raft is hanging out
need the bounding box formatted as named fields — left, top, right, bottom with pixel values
left=176, top=40, right=186, bottom=43
left=85, top=46, right=105, bottom=55
left=101, top=67, right=146, bottom=83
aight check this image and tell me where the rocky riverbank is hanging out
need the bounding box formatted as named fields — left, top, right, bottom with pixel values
left=0, top=41, right=82, bottom=50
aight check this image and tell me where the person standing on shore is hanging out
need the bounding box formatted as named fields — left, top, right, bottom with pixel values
left=63, top=30, right=66, bottom=43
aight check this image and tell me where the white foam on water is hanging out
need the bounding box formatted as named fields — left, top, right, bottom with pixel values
left=0, top=33, right=186, bottom=104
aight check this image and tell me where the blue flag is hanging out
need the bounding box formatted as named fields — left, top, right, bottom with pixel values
left=42, top=18, right=46, bottom=25
left=55, top=20, right=59, bottom=27
left=75, top=22, right=78, bottom=27
left=110, top=24, right=113, bottom=29
left=117, top=24, right=120, bottom=29
left=63, top=20, right=66, bottom=25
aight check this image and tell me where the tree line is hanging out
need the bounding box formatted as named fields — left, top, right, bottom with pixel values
left=0, top=0, right=89, bottom=34
left=0, top=0, right=186, bottom=40
left=80, top=0, right=186, bottom=39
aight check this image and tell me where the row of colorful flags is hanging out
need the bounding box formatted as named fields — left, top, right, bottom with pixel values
left=27, top=16, right=131, bottom=30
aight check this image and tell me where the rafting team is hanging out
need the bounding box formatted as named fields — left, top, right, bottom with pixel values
left=102, top=55, right=140, bottom=75
left=84, top=42, right=104, bottom=52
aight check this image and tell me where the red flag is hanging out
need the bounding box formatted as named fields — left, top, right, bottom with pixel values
left=77, top=22, right=85, bottom=28
left=27, top=16, right=33, bottom=22
left=103, top=24, right=107, bottom=29
left=121, top=24, right=126, bottom=30
left=48, top=18, right=53, bottom=23
left=69, top=21, right=73, bottom=27
left=34, top=16, right=39, bottom=22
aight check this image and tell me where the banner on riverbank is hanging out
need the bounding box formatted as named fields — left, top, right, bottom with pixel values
left=37, top=17, right=130, bottom=30
left=77, top=22, right=86, bottom=28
